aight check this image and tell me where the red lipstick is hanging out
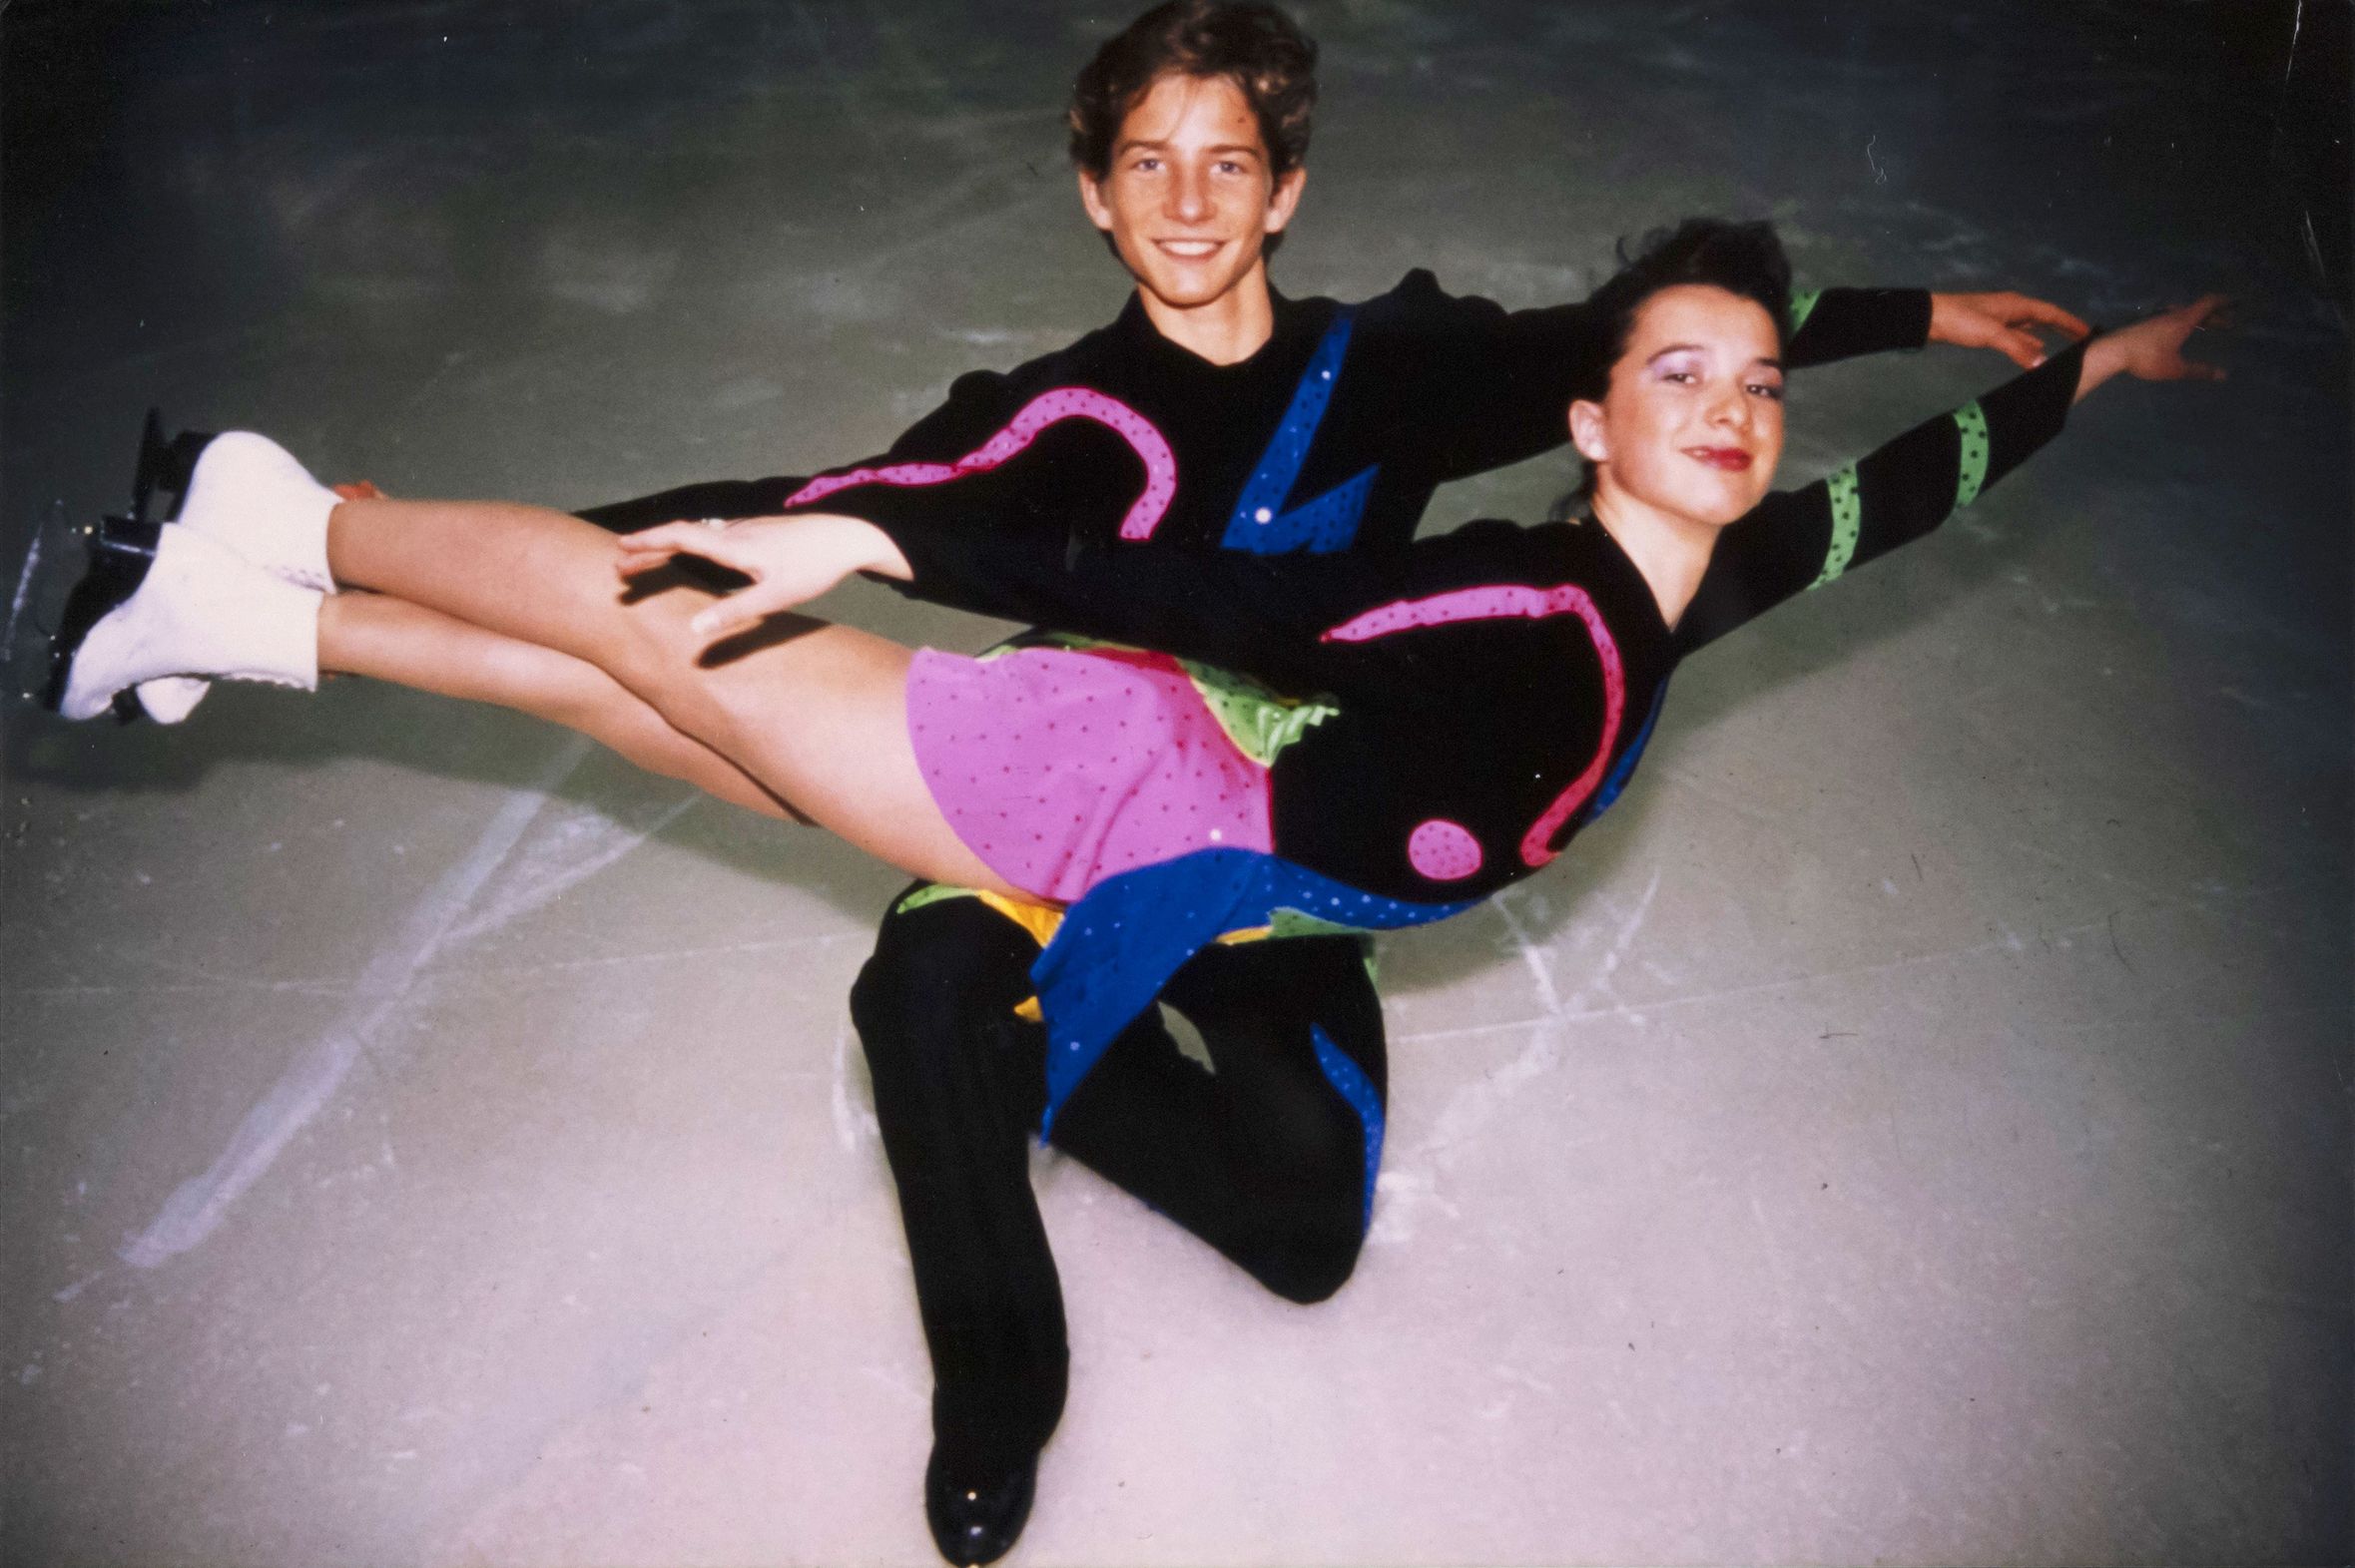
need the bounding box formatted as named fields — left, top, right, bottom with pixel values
left=1686, top=447, right=1753, bottom=471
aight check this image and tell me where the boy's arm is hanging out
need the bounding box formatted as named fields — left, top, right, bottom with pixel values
left=1408, top=273, right=2072, bottom=482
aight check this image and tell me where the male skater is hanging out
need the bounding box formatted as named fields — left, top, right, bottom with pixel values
left=578, top=5, right=2081, bottom=1559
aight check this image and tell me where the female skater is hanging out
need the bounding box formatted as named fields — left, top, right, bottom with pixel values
left=47, top=220, right=2218, bottom=1556
left=47, top=221, right=2212, bottom=1034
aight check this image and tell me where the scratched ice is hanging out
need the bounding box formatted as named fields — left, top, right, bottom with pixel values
left=1, top=4, right=2344, bottom=1566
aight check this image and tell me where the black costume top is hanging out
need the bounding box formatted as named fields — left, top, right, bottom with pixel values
left=849, top=338, right=2088, bottom=1115
left=777, top=273, right=1929, bottom=562
left=583, top=270, right=1934, bottom=1123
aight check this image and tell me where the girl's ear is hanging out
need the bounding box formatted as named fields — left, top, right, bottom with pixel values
left=1567, top=399, right=1608, bottom=465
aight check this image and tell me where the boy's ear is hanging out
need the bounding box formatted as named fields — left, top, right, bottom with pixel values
left=1078, top=168, right=1114, bottom=233
left=1567, top=399, right=1608, bottom=465
left=1264, top=166, right=1307, bottom=234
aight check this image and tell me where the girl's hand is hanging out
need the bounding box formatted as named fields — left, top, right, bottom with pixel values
left=2074, top=294, right=2229, bottom=401
left=1929, top=290, right=2093, bottom=368
left=614, top=512, right=912, bottom=646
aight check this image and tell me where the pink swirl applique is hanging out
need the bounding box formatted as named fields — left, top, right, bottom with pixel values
left=1322, top=584, right=1595, bottom=643
left=784, top=388, right=1178, bottom=541
left=1322, top=584, right=1625, bottom=869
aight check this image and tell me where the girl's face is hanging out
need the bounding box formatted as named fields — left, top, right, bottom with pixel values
left=1569, top=283, right=1786, bottom=530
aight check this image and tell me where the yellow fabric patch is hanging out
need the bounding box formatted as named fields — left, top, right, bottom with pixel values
left=976, top=890, right=1065, bottom=950
left=1002, top=915, right=1269, bottom=1022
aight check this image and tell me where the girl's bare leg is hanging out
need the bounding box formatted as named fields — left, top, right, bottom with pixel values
left=322, top=497, right=1022, bottom=897
left=319, top=593, right=802, bottom=821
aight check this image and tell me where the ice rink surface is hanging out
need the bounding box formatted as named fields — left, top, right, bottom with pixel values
left=3, top=2, right=2348, bottom=1563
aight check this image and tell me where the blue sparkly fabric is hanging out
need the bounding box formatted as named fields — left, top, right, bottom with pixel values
left=1031, top=847, right=1474, bottom=1132
left=1309, top=1024, right=1385, bottom=1232
left=1581, top=682, right=1667, bottom=825
left=1220, top=309, right=1378, bottom=556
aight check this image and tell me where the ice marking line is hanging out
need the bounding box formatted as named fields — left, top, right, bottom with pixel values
left=435, top=929, right=863, bottom=983
left=1494, top=887, right=1566, bottom=1019
left=1419, top=872, right=1657, bottom=1162
left=53, top=1270, right=105, bottom=1304
left=783, top=387, right=1177, bottom=541
left=117, top=742, right=589, bottom=1270
left=447, top=792, right=699, bottom=943
left=6, top=523, right=44, bottom=649
left=830, top=1021, right=879, bottom=1153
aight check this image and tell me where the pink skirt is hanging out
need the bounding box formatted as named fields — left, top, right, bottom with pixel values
left=904, top=645, right=1276, bottom=904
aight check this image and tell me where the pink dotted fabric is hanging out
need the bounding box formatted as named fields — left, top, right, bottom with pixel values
left=905, top=646, right=1274, bottom=904
left=1320, top=582, right=1626, bottom=870
left=1323, top=583, right=1598, bottom=643
left=784, top=387, right=1179, bottom=542
left=1406, top=818, right=1483, bottom=881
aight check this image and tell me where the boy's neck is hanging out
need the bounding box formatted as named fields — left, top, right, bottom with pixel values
left=1135, top=263, right=1277, bottom=365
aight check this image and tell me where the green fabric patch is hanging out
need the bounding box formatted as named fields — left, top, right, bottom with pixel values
left=1952, top=401, right=1991, bottom=511
left=1810, top=465, right=1863, bottom=589
left=1269, top=908, right=1381, bottom=982
left=986, top=632, right=1336, bottom=763
left=1269, top=907, right=1376, bottom=941
left=1175, top=659, right=1337, bottom=766
left=893, top=882, right=982, bottom=915
left=1788, top=288, right=1822, bottom=333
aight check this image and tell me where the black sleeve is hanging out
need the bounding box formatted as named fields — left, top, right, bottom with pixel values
left=1395, top=272, right=1933, bottom=482
left=780, top=368, right=1130, bottom=548
left=574, top=476, right=813, bottom=534
left=576, top=366, right=1079, bottom=541
left=1678, top=337, right=2088, bottom=653
left=883, top=514, right=1562, bottom=694
left=1784, top=287, right=1934, bottom=368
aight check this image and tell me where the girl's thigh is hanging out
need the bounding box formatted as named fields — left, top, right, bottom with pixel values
left=701, top=620, right=1020, bottom=897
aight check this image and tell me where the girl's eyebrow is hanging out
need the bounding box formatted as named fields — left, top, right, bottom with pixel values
left=1642, top=345, right=1786, bottom=371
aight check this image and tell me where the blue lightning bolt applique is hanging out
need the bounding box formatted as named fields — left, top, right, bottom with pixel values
left=1221, top=309, right=1378, bottom=555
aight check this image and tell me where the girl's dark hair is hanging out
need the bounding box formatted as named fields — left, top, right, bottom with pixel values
left=1552, top=218, right=1794, bottom=515
left=1068, top=0, right=1319, bottom=250
left=1571, top=218, right=1794, bottom=400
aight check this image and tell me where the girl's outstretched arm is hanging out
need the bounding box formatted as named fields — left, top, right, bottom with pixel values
left=1677, top=295, right=2225, bottom=653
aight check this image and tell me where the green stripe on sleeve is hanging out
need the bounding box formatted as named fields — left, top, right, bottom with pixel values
left=1788, top=288, right=1822, bottom=332
left=1810, top=465, right=1862, bottom=588
left=1952, top=401, right=1991, bottom=511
